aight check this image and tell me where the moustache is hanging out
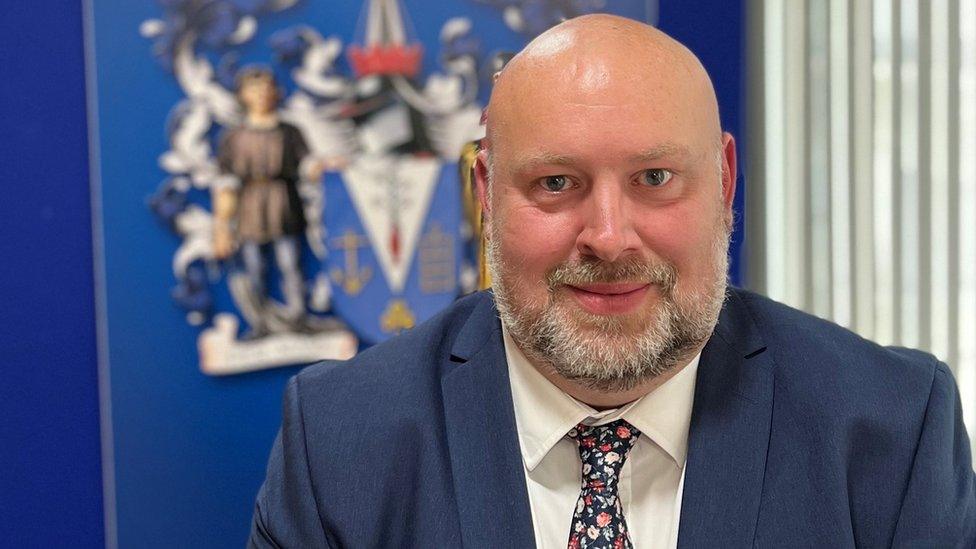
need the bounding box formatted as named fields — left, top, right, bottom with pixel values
left=545, top=257, right=677, bottom=294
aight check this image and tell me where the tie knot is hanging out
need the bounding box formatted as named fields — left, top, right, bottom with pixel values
left=569, top=419, right=641, bottom=490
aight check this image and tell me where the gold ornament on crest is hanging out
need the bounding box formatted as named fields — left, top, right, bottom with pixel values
left=459, top=140, right=492, bottom=290
left=381, top=299, right=416, bottom=333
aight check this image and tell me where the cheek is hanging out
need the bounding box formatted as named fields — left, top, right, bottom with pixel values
left=496, top=205, right=579, bottom=276
left=638, top=202, right=724, bottom=276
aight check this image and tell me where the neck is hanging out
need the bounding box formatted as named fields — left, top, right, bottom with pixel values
left=530, top=349, right=701, bottom=410
left=246, top=110, right=278, bottom=128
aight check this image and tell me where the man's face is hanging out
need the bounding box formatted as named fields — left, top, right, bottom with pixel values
left=481, top=57, right=736, bottom=391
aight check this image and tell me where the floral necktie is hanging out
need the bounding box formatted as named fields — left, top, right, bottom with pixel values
left=567, top=419, right=642, bottom=549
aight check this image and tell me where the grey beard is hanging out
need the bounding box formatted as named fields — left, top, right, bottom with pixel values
left=487, top=224, right=730, bottom=392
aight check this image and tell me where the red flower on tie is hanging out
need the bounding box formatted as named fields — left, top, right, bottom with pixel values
left=600, top=443, right=612, bottom=452
left=582, top=437, right=596, bottom=448
left=584, top=494, right=593, bottom=505
left=614, top=536, right=625, bottom=549
left=589, top=479, right=605, bottom=492
left=596, top=512, right=612, bottom=527
left=616, top=425, right=631, bottom=439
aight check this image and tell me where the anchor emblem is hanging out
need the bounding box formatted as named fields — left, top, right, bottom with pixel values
left=329, top=229, right=373, bottom=296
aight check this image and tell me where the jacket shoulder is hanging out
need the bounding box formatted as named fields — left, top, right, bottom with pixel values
left=734, top=288, right=940, bottom=376
left=731, top=288, right=942, bottom=426
left=291, top=291, right=491, bottom=412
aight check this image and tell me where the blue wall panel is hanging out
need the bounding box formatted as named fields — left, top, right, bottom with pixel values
left=0, top=2, right=104, bottom=547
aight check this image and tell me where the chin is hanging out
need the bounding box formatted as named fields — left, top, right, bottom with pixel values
left=561, top=365, right=676, bottom=393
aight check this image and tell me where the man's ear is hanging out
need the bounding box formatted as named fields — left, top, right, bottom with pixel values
left=720, top=132, right=737, bottom=211
left=474, top=147, right=493, bottom=230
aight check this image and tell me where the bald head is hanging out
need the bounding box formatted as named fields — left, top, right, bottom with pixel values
left=485, top=14, right=722, bottom=162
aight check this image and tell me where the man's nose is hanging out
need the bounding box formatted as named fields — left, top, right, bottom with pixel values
left=575, top=181, right=641, bottom=263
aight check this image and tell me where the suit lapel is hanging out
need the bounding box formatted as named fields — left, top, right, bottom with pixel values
left=678, top=290, right=776, bottom=547
left=441, top=293, right=536, bottom=549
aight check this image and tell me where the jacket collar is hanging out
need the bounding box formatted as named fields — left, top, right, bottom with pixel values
left=441, top=292, right=536, bottom=548
left=677, top=289, right=776, bottom=547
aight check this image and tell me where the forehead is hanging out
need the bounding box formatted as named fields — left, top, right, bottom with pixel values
left=239, top=75, right=275, bottom=90
left=492, top=84, right=710, bottom=173
left=488, top=49, right=718, bottom=169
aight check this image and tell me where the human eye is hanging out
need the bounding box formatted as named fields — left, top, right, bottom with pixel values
left=539, top=175, right=572, bottom=192
left=638, top=169, right=673, bottom=187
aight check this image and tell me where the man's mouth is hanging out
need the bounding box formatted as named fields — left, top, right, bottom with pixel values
left=564, top=283, right=653, bottom=315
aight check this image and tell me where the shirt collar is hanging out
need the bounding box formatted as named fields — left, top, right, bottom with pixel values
left=503, top=324, right=700, bottom=472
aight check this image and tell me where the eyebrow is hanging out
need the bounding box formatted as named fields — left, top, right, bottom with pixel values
left=630, top=143, right=694, bottom=162
left=510, top=143, right=694, bottom=173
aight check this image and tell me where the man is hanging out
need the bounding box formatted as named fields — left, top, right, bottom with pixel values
left=250, top=15, right=975, bottom=548
left=215, top=66, right=311, bottom=336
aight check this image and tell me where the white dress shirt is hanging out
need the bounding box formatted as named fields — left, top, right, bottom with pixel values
left=503, top=326, right=700, bottom=549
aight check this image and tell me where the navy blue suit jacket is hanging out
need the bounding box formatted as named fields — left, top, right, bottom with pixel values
left=249, top=289, right=976, bottom=547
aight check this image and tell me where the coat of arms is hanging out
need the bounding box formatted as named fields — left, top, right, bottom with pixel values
left=143, top=0, right=650, bottom=375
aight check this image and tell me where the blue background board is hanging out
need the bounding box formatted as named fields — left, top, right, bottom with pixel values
left=0, top=0, right=744, bottom=546
left=0, top=1, right=104, bottom=547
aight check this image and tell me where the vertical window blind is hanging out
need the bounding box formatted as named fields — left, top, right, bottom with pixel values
left=749, top=0, right=976, bottom=447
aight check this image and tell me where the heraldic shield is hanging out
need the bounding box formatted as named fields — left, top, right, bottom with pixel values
left=324, top=155, right=464, bottom=344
